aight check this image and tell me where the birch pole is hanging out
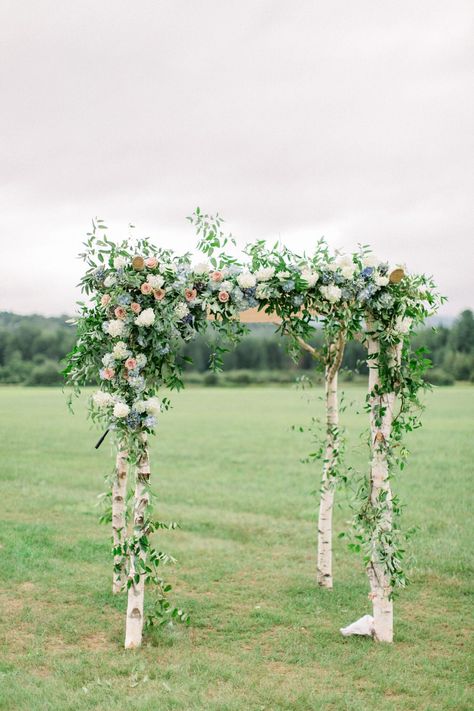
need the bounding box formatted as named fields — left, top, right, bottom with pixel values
left=366, top=326, right=404, bottom=642
left=112, top=449, right=128, bottom=594
left=124, top=450, right=150, bottom=649
left=316, top=332, right=345, bottom=588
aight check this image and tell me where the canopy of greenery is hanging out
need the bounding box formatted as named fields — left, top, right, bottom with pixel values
left=0, top=309, right=473, bottom=386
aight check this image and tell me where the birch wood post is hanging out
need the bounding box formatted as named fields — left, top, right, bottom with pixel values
left=317, top=333, right=345, bottom=588
left=124, top=450, right=150, bottom=649
left=366, top=328, right=403, bottom=642
left=112, top=449, right=128, bottom=594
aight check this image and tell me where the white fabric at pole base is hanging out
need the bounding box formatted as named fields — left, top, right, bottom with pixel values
left=340, top=614, right=374, bottom=637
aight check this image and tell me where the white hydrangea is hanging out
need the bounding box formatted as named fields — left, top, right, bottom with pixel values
left=193, top=262, right=210, bottom=275
left=300, top=269, right=319, bottom=287
left=112, top=341, right=130, bottom=359
left=255, top=266, right=275, bottom=282
left=320, top=285, right=342, bottom=303
left=104, top=275, right=116, bottom=287
left=237, top=271, right=257, bottom=289
left=174, top=302, right=189, bottom=319
left=219, top=280, right=233, bottom=292
left=92, top=391, right=114, bottom=408
left=277, top=271, right=291, bottom=281
left=135, top=308, right=155, bottom=327
left=147, top=274, right=165, bottom=289
left=362, top=254, right=380, bottom=268
left=113, top=402, right=130, bottom=418
left=133, top=400, right=147, bottom=413
left=394, top=316, right=412, bottom=334
left=107, top=319, right=126, bottom=337
left=374, top=274, right=389, bottom=287
left=113, top=256, right=127, bottom=269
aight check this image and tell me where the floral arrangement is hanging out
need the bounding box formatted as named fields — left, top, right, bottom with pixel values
left=64, top=211, right=443, bottom=644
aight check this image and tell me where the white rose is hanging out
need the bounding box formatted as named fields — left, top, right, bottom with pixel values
left=92, top=391, right=114, bottom=408
left=174, top=303, right=189, bottom=319
left=113, top=402, right=130, bottom=418
left=113, top=257, right=126, bottom=269
left=237, top=271, right=257, bottom=289
left=147, top=274, right=165, bottom=289
left=362, top=254, right=380, bottom=268
left=135, top=308, right=155, bottom=327
left=104, top=275, right=116, bottom=287
left=394, top=316, right=411, bottom=334
left=112, top=341, right=130, bottom=359
left=193, top=262, right=210, bottom=276
left=320, top=285, right=342, bottom=304
left=107, top=319, right=126, bottom=337
left=144, top=397, right=161, bottom=415
left=374, top=275, right=389, bottom=287
left=300, top=269, right=319, bottom=287
left=255, top=266, right=275, bottom=282
left=341, top=265, right=356, bottom=280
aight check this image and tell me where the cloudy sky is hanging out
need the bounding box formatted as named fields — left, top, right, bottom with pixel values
left=1, top=0, right=472, bottom=316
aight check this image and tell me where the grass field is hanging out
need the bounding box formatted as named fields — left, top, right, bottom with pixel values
left=0, top=385, right=472, bottom=710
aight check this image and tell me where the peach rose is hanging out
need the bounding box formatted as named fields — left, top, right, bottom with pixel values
left=114, top=306, right=126, bottom=319
left=101, top=294, right=111, bottom=306
left=218, top=291, right=230, bottom=303
left=211, top=271, right=223, bottom=282
left=185, top=287, right=197, bottom=302
left=154, top=288, right=166, bottom=301
left=145, top=257, right=158, bottom=269
left=130, top=302, right=142, bottom=314
left=125, top=357, right=137, bottom=371
left=140, top=282, right=153, bottom=295
left=102, top=367, right=115, bottom=380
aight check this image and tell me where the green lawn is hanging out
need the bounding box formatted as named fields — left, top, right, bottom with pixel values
left=0, top=385, right=472, bottom=710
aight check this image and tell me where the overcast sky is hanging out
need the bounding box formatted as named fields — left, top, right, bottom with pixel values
left=1, top=0, right=472, bottom=316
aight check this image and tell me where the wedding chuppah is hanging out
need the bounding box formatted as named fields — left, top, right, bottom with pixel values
left=64, top=211, right=442, bottom=648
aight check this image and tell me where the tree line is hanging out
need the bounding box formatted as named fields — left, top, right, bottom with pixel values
left=0, top=310, right=473, bottom=386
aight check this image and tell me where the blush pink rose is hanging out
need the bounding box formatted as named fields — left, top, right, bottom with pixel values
left=211, top=271, right=223, bottom=282
left=145, top=257, right=158, bottom=269
left=185, top=287, right=197, bottom=301
left=102, top=367, right=115, bottom=380
left=125, top=357, right=137, bottom=371
left=114, top=306, right=126, bottom=319
left=218, top=291, right=230, bottom=303
left=154, top=288, right=166, bottom=301
left=101, top=294, right=111, bottom=306
left=140, top=282, right=153, bottom=295
left=130, top=302, right=142, bottom=314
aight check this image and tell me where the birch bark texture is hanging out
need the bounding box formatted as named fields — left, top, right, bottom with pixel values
left=124, top=450, right=150, bottom=649
left=112, top=449, right=128, bottom=594
left=366, top=327, right=404, bottom=642
left=317, top=333, right=345, bottom=589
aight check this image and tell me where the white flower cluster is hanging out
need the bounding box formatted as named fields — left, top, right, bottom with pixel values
left=237, top=271, right=257, bottom=289
left=112, top=341, right=130, bottom=359
left=255, top=266, right=275, bottom=282
left=147, top=274, right=165, bottom=289
left=113, top=256, right=127, bottom=269
left=336, top=256, right=357, bottom=280
left=135, top=308, right=155, bottom=327
left=174, top=302, right=189, bottom=319
left=92, top=391, right=114, bottom=408
left=320, top=284, right=342, bottom=303
left=113, top=402, right=130, bottom=418
left=301, top=268, right=319, bottom=287
left=134, top=397, right=161, bottom=415
left=107, top=319, right=126, bottom=337
left=193, top=262, right=210, bottom=275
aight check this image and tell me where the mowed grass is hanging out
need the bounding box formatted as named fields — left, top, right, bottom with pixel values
left=0, top=385, right=472, bottom=711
